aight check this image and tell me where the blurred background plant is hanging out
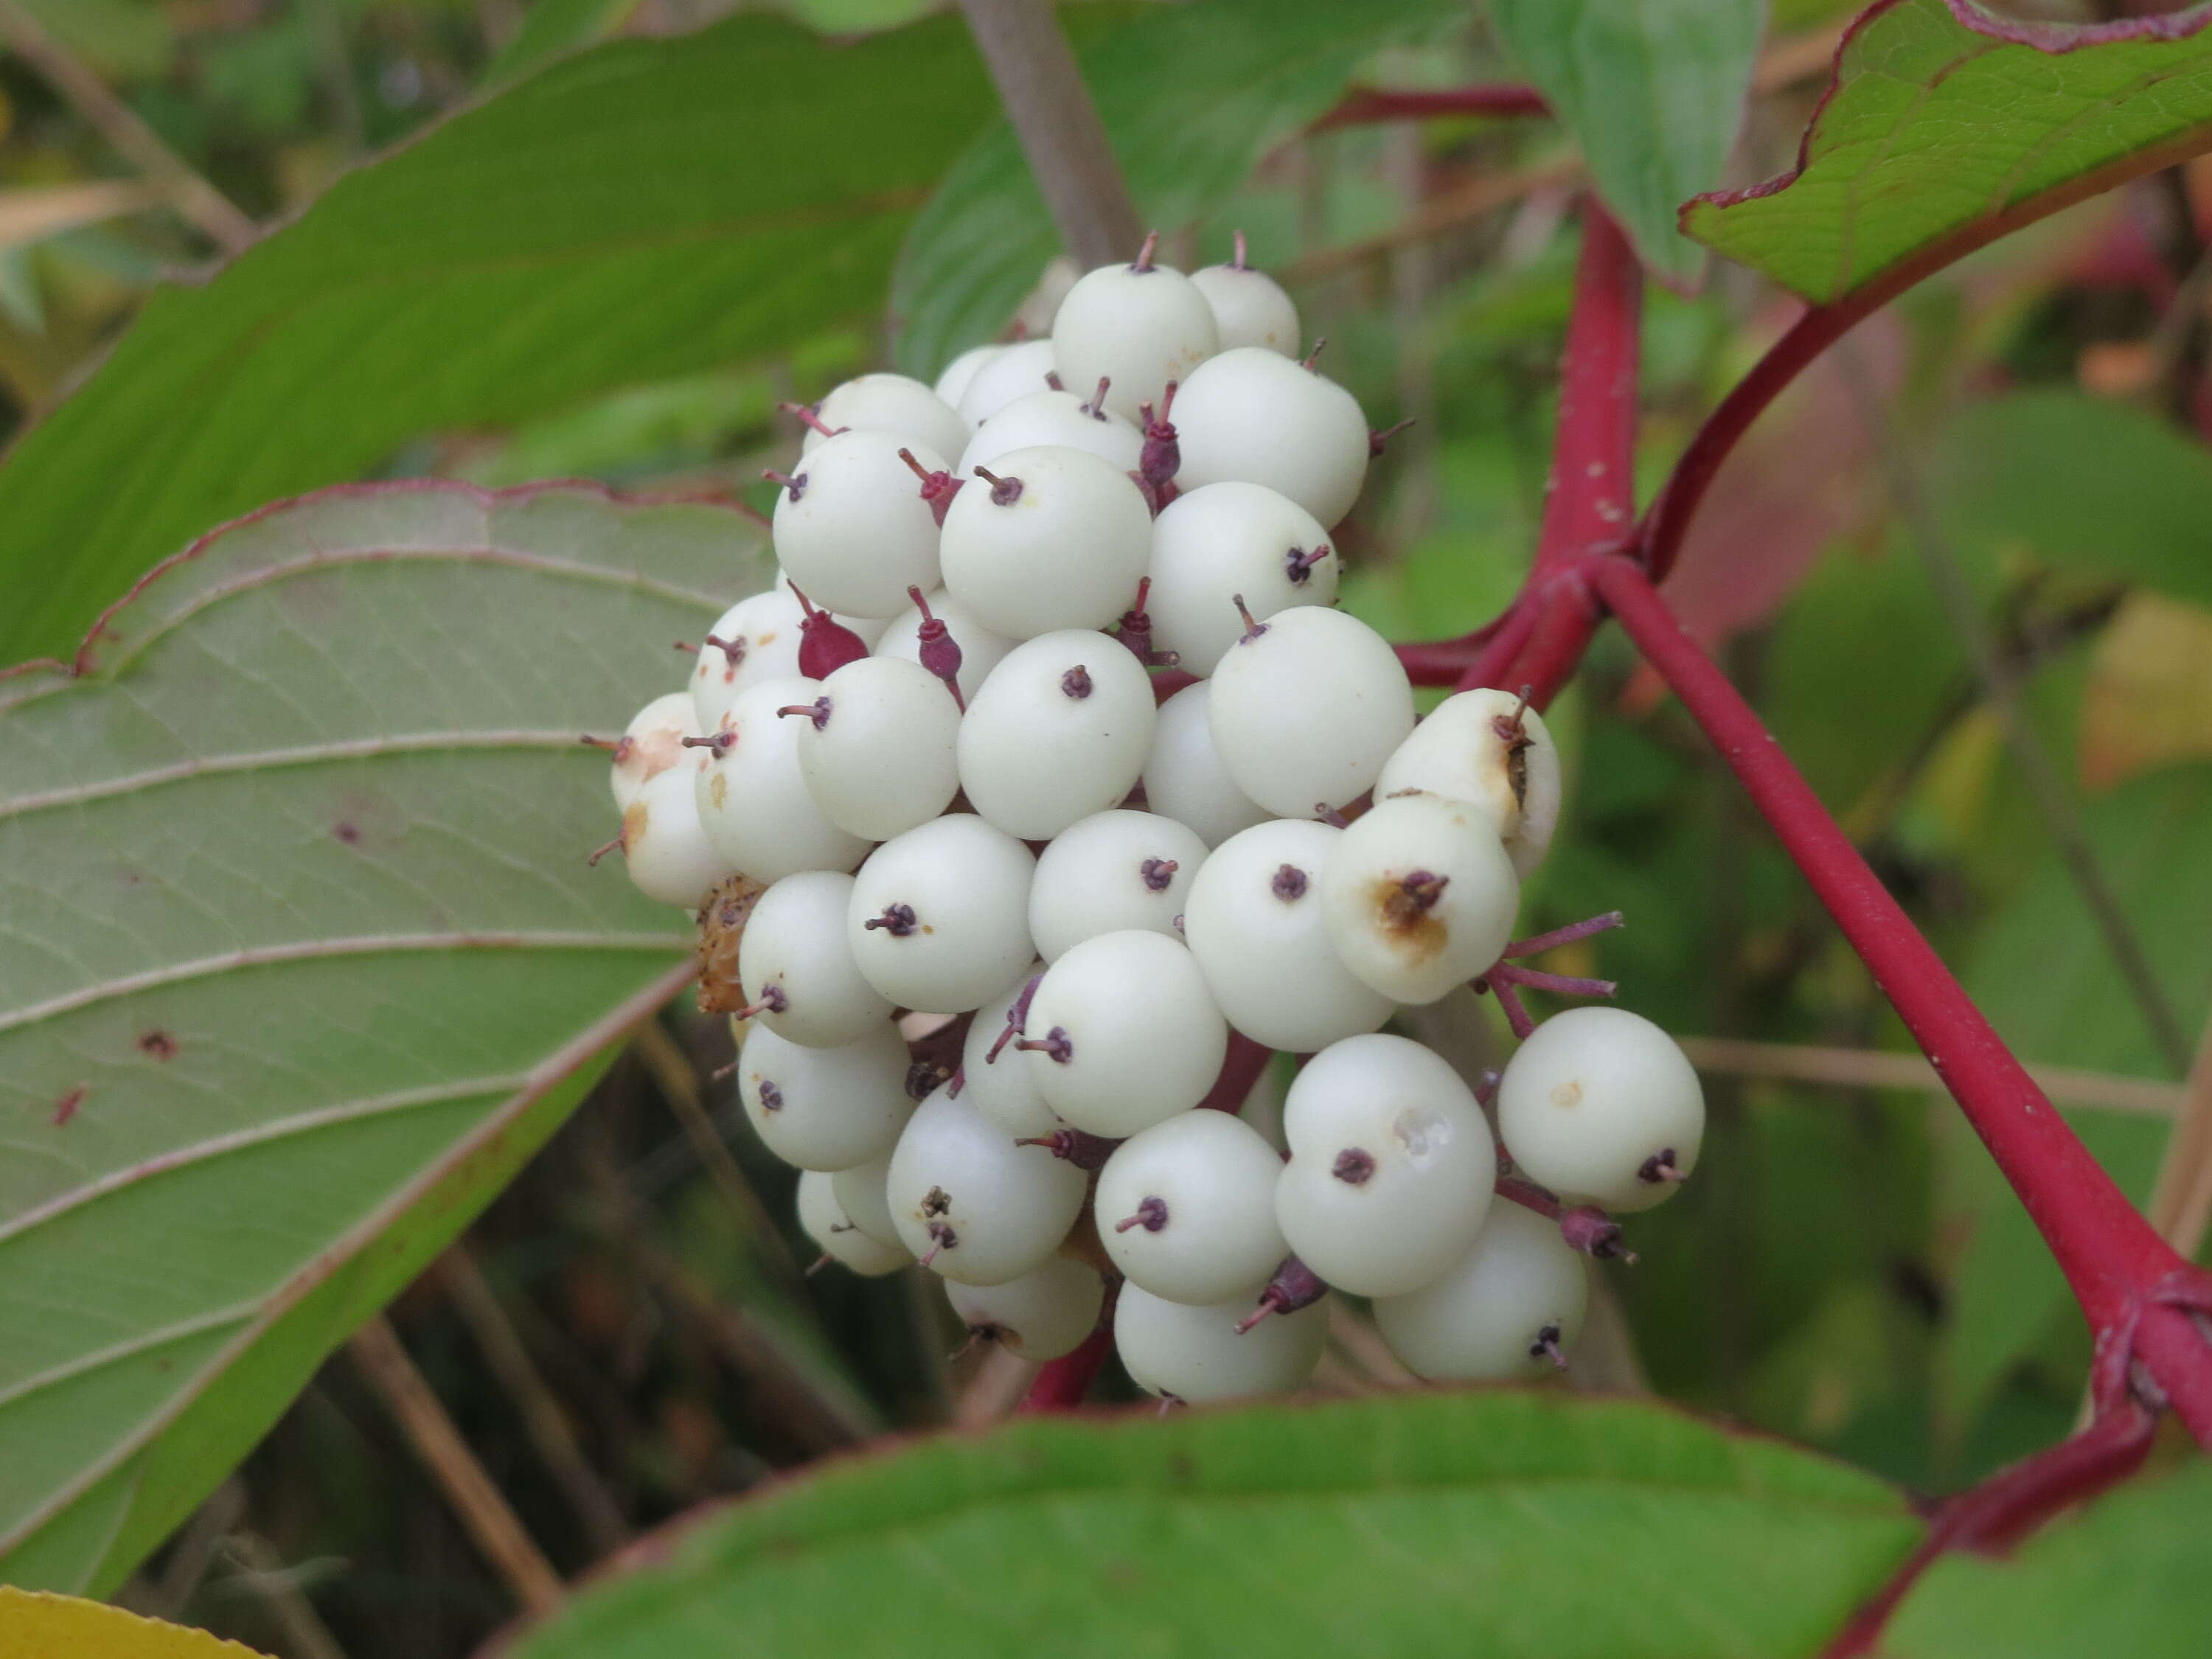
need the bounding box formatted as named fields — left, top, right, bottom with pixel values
left=2, top=1, right=2208, bottom=1654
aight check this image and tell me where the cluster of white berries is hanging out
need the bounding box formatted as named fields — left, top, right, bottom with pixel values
left=595, top=235, right=1705, bottom=1407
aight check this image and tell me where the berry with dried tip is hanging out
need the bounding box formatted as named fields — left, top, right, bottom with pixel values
left=1190, top=232, right=1301, bottom=355
left=1113, top=1281, right=1328, bottom=1404
left=1273, top=1032, right=1496, bottom=1296
left=608, top=691, right=699, bottom=810
left=692, top=677, right=873, bottom=884
left=737, top=870, right=898, bottom=1048
left=797, top=1169, right=913, bottom=1276
left=790, top=655, right=961, bottom=841
left=1371, top=1201, right=1590, bottom=1380
left=1170, top=345, right=1369, bottom=526
left=1318, top=793, right=1520, bottom=1006
left=1021, top=930, right=1229, bottom=1138
left=846, top=814, right=1038, bottom=1015
left=1183, top=818, right=1394, bottom=1053
left=960, top=387, right=1142, bottom=476
left=962, top=963, right=1060, bottom=1140
left=738, top=1018, right=913, bottom=1172
left=1027, top=808, right=1208, bottom=961
left=956, top=630, right=1156, bottom=841
left=1376, top=686, right=1562, bottom=878
left=1495, top=1006, right=1704, bottom=1212
left=801, top=372, right=967, bottom=463
left=1051, top=237, right=1220, bottom=422
left=933, top=344, right=1004, bottom=410
left=1096, top=1110, right=1289, bottom=1304
left=1146, top=481, right=1338, bottom=676
left=1139, top=680, right=1272, bottom=849
left=956, top=337, right=1058, bottom=425
left=617, top=764, right=735, bottom=911
left=938, top=445, right=1155, bottom=640
left=883, top=1083, right=1088, bottom=1285
left=1207, top=605, right=1415, bottom=818
left=771, top=429, right=947, bottom=619
left=944, top=1257, right=1105, bottom=1361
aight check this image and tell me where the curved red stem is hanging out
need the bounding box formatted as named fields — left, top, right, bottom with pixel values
left=1315, top=83, right=1550, bottom=129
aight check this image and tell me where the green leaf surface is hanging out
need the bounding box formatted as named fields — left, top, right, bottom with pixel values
left=891, top=0, right=1458, bottom=376
left=1483, top=0, right=1762, bottom=287
left=0, top=14, right=992, bottom=668
left=1938, top=766, right=2212, bottom=1438
left=1685, top=1, right=2212, bottom=305
left=1887, top=1458, right=2212, bottom=1657
left=1930, top=391, right=2212, bottom=611
left=483, top=0, right=645, bottom=86
left=505, top=1391, right=1919, bottom=1659
left=0, top=481, right=760, bottom=1593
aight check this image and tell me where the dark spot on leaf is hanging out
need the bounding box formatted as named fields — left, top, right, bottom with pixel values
left=333, top=821, right=361, bottom=844
left=52, top=1085, right=87, bottom=1126
left=139, top=1029, right=178, bottom=1060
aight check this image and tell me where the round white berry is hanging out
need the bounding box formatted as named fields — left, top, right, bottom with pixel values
left=938, top=446, right=1152, bottom=639
left=1022, top=931, right=1228, bottom=1138
left=831, top=1152, right=901, bottom=1250
left=1172, top=347, right=1369, bottom=526
left=1238, top=1056, right=1289, bottom=1155
left=801, top=372, right=967, bottom=464
left=1146, top=481, right=1338, bottom=677
left=1190, top=257, right=1301, bottom=355
left=693, top=677, right=873, bottom=885
left=611, top=691, right=698, bottom=810
left=933, top=344, right=1003, bottom=411
left=945, top=1257, right=1104, bottom=1361
left=1208, top=606, right=1414, bottom=817
left=1113, top=1282, right=1326, bottom=1403
left=1318, top=793, right=1520, bottom=1006
left=619, top=763, right=734, bottom=911
left=1495, top=1006, right=1703, bottom=1212
left=769, top=429, right=945, bottom=619
left=847, top=815, right=1037, bottom=1015
left=961, top=963, right=1059, bottom=1140
left=959, top=388, right=1142, bottom=476
left=1140, top=681, right=1270, bottom=849
left=689, top=588, right=810, bottom=732
left=955, top=337, right=1058, bottom=425
left=1096, top=1110, right=1288, bottom=1305
left=738, top=1018, right=912, bottom=1172
left=1028, top=809, right=1207, bottom=961
left=1182, top=818, right=1394, bottom=1053
left=797, top=1169, right=912, bottom=1276
left=1376, top=688, right=1562, bottom=878
left=736, top=870, right=897, bottom=1047
left=1372, top=1202, right=1589, bottom=1381
left=872, top=583, right=1016, bottom=705
left=956, top=630, right=1155, bottom=840
left=1274, top=1032, right=1495, bottom=1297
left=884, top=1084, right=1087, bottom=1285
left=1051, top=253, right=1219, bottom=422
left=789, top=655, right=961, bottom=841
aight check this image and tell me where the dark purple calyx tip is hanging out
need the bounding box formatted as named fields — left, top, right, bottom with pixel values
left=900, top=447, right=964, bottom=527
left=1140, top=857, right=1178, bottom=893
left=762, top=467, right=807, bottom=502
left=1115, top=1194, right=1170, bottom=1233
left=1284, top=544, right=1330, bottom=585
left=1638, top=1149, right=1686, bottom=1186
left=757, top=1079, right=784, bottom=1112
left=1332, top=1147, right=1377, bottom=1185
left=1060, top=664, right=1093, bottom=700
left=972, top=465, right=1024, bottom=507
left=1560, top=1205, right=1635, bottom=1262
left=1013, top=1025, right=1074, bottom=1065
left=1271, top=863, right=1309, bottom=902
left=1016, top=1126, right=1121, bottom=1170
left=777, top=697, right=832, bottom=731
left=1235, top=1254, right=1327, bottom=1333
left=1138, top=381, right=1180, bottom=489
left=865, top=902, right=919, bottom=937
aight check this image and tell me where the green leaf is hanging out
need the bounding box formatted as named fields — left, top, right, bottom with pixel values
left=1937, top=766, right=2212, bottom=1439
left=1483, top=0, right=1762, bottom=288
left=483, top=0, right=645, bottom=86
left=1686, top=1, right=2212, bottom=306
left=891, top=0, right=1459, bottom=376
left=0, top=14, right=992, bottom=668
left=504, top=1391, right=1919, bottom=1658
left=1930, top=392, right=2212, bottom=612
left=1887, top=1458, right=2212, bottom=1657
left=0, top=481, right=761, bottom=1593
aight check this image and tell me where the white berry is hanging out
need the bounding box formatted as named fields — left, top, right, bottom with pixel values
left=847, top=815, right=1037, bottom=1015
left=884, top=1084, right=1087, bottom=1285
left=1028, top=809, right=1207, bottom=961
left=956, top=630, right=1155, bottom=840
left=1372, top=1202, right=1589, bottom=1380
left=945, top=1257, right=1105, bottom=1360
left=831, top=1152, right=901, bottom=1249
left=1113, top=1282, right=1326, bottom=1403
left=1190, top=254, right=1301, bottom=355
left=738, top=1018, right=912, bottom=1172
left=1022, top=931, right=1228, bottom=1138
left=1096, top=1110, right=1288, bottom=1304
left=1318, top=793, right=1520, bottom=1006
left=1495, top=1006, right=1703, bottom=1212
left=619, top=763, right=734, bottom=910
left=1140, top=680, right=1270, bottom=849
left=938, top=446, right=1152, bottom=639
left=933, top=344, right=1004, bottom=411
left=1172, top=347, right=1368, bottom=526
left=1377, top=688, right=1562, bottom=878
left=693, top=677, right=873, bottom=884
left=960, top=388, right=1141, bottom=476
left=790, top=655, right=961, bottom=841
left=1051, top=250, right=1219, bottom=422
left=872, top=583, right=1015, bottom=705
left=1208, top=605, right=1414, bottom=817
left=1147, top=481, right=1338, bottom=677
left=798, top=1169, right=913, bottom=1276
left=801, top=372, right=967, bottom=464
left=955, top=338, right=1057, bottom=425
left=961, top=963, right=1059, bottom=1140
left=611, top=691, right=698, bottom=810
left=736, top=870, right=897, bottom=1047
left=770, top=429, right=945, bottom=619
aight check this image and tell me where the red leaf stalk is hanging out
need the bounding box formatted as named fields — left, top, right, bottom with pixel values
left=1315, top=83, right=1550, bottom=130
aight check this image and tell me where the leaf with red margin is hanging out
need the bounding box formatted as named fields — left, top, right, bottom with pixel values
left=1683, top=0, right=2212, bottom=307
left=0, top=481, right=759, bottom=1595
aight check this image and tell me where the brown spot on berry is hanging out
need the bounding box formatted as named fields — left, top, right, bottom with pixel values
left=1366, top=869, right=1449, bottom=965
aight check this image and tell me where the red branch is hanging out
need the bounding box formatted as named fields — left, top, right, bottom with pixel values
left=1590, top=552, right=2212, bottom=1439
left=1315, top=83, right=1548, bottom=130
left=1018, top=1321, right=1113, bottom=1413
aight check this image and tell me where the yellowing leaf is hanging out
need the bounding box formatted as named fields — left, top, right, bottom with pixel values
left=0, top=1587, right=270, bottom=1658
left=2081, top=594, right=2212, bottom=790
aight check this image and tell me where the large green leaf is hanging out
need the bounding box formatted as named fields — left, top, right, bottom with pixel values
left=1685, top=1, right=2212, bottom=305
left=1886, top=1458, right=2212, bottom=1657
left=1938, top=766, right=2212, bottom=1438
left=1930, top=392, right=2212, bottom=613
left=0, top=14, right=991, bottom=668
left=891, top=0, right=1460, bottom=376
left=1483, top=0, right=1762, bottom=287
left=505, top=1391, right=1920, bottom=1658
left=0, top=481, right=759, bottom=1593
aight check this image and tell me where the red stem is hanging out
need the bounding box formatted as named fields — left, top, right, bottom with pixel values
left=1196, top=1032, right=1275, bottom=1114
left=1315, top=83, right=1548, bottom=130
left=1590, top=552, right=2212, bottom=1433
left=1018, top=1321, right=1113, bottom=1413
left=1533, top=203, right=1641, bottom=575
left=1397, top=633, right=1492, bottom=686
